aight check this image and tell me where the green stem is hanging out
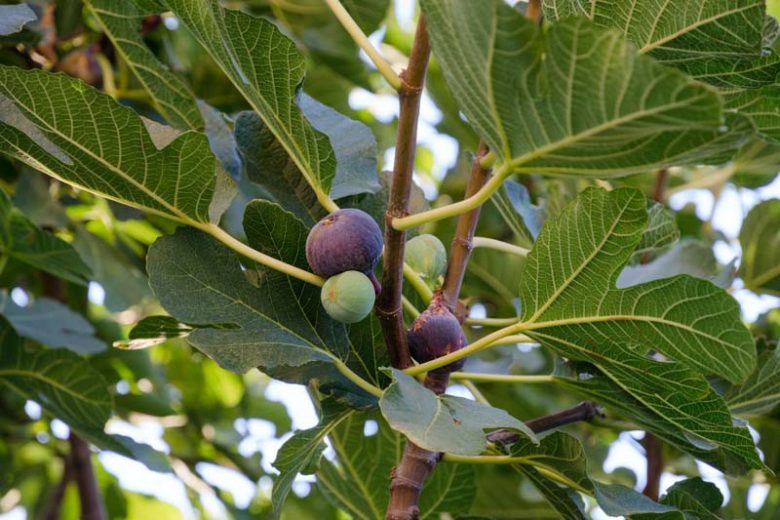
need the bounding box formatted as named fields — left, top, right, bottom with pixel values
left=479, top=150, right=497, bottom=169
left=460, top=380, right=490, bottom=404
left=491, top=334, right=536, bottom=345
left=324, top=0, right=402, bottom=90
left=332, top=360, right=384, bottom=398
left=465, top=317, right=519, bottom=327
left=392, top=163, right=511, bottom=230
left=403, top=262, right=434, bottom=302
left=665, top=163, right=735, bottom=198
left=200, top=223, right=324, bottom=287
left=404, top=322, right=522, bottom=376
left=442, top=453, right=523, bottom=465
left=401, top=296, right=421, bottom=318
left=449, top=373, right=553, bottom=384
left=472, top=236, right=529, bottom=257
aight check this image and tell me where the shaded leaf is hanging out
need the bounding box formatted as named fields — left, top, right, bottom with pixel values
left=727, top=345, right=780, bottom=416
left=618, top=240, right=722, bottom=289
left=272, top=403, right=354, bottom=519
left=0, top=317, right=111, bottom=431
left=630, top=203, right=680, bottom=263
left=85, top=0, right=202, bottom=129
left=491, top=180, right=542, bottom=248
left=739, top=199, right=780, bottom=295
left=162, top=0, right=337, bottom=201
left=1, top=296, right=105, bottom=354
left=0, top=190, right=90, bottom=285
left=0, top=4, right=36, bottom=36
left=380, top=370, right=536, bottom=456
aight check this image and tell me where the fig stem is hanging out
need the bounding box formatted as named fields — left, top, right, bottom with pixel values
left=323, top=0, right=403, bottom=91
left=202, top=223, right=325, bottom=287
left=332, top=360, right=383, bottom=398
left=464, top=316, right=519, bottom=327
left=449, top=373, right=553, bottom=384
left=404, top=321, right=523, bottom=376
left=472, top=236, right=530, bottom=257
left=392, top=162, right=511, bottom=230
left=403, top=262, right=434, bottom=301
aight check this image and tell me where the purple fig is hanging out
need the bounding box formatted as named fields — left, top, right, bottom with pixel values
left=408, top=300, right=467, bottom=374
left=306, top=209, right=383, bottom=278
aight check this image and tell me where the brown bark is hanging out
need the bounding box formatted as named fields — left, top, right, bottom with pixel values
left=376, top=17, right=431, bottom=370
left=487, top=401, right=604, bottom=444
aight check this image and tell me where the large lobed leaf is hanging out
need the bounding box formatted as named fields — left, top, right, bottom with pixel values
left=543, top=0, right=780, bottom=142
left=0, top=66, right=216, bottom=223
left=160, top=0, right=338, bottom=202
left=85, top=0, right=202, bottom=130
left=146, top=200, right=381, bottom=406
left=420, top=0, right=749, bottom=177
left=517, top=188, right=763, bottom=473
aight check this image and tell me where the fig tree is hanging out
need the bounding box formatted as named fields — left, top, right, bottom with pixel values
left=320, top=270, right=376, bottom=323
left=405, top=234, right=447, bottom=281
left=408, top=299, right=467, bottom=373
left=306, top=208, right=383, bottom=278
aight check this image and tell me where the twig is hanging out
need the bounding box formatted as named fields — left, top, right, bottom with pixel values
left=526, top=0, right=543, bottom=22
left=651, top=168, right=669, bottom=203
left=69, top=434, right=106, bottom=520
left=486, top=401, right=604, bottom=444
left=324, top=0, right=402, bottom=90
left=441, top=143, right=492, bottom=314
left=643, top=433, right=662, bottom=501
left=42, top=453, right=74, bottom=520
left=376, top=17, right=431, bottom=371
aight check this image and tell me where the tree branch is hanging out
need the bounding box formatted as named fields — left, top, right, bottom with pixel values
left=643, top=433, right=662, bottom=501
left=388, top=144, right=493, bottom=518
left=376, top=17, right=431, bottom=370
left=486, top=401, right=604, bottom=444
left=69, top=433, right=106, bottom=520
left=42, top=453, right=73, bottom=520
left=441, top=143, right=492, bottom=317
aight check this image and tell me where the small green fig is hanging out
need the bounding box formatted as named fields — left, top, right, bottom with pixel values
left=320, top=270, right=376, bottom=323
left=408, top=298, right=467, bottom=374
left=405, top=234, right=447, bottom=280
left=306, top=209, right=383, bottom=278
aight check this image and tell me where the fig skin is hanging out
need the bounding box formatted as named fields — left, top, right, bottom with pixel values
left=408, top=300, right=467, bottom=374
left=306, top=209, right=383, bottom=278
left=405, top=234, right=447, bottom=281
left=320, top=270, right=376, bottom=323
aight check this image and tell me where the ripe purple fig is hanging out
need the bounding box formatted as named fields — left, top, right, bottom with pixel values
left=306, top=209, right=383, bottom=278
left=408, top=299, right=467, bottom=374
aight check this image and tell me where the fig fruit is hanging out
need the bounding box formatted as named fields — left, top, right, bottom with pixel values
left=320, top=270, right=376, bottom=323
left=306, top=209, right=383, bottom=278
left=405, top=234, right=447, bottom=281
left=408, top=299, right=467, bottom=373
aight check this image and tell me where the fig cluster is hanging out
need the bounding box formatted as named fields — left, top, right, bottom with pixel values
left=306, top=208, right=383, bottom=323
left=408, top=298, right=467, bottom=374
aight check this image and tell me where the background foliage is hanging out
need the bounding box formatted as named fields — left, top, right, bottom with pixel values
left=0, top=0, right=779, bottom=519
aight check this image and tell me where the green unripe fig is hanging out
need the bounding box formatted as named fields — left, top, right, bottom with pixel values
left=320, top=271, right=376, bottom=323
left=405, top=234, right=447, bottom=280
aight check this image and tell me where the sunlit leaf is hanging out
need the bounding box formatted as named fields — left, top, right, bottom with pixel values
left=420, top=0, right=749, bottom=177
